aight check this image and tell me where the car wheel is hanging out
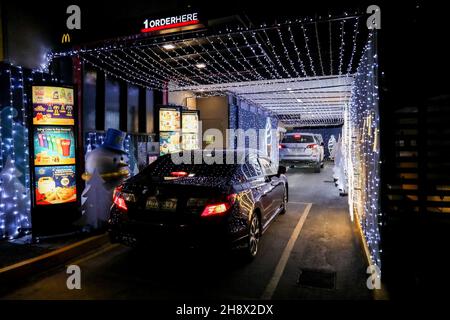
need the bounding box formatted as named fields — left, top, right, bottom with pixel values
left=314, top=164, right=321, bottom=173
left=320, top=162, right=324, bottom=168
left=242, top=214, right=261, bottom=261
left=280, top=187, right=288, bottom=215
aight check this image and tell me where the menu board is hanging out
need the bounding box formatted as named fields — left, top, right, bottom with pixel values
left=182, top=111, right=199, bottom=150
left=34, top=165, right=77, bottom=205
left=160, top=132, right=181, bottom=155
left=31, top=85, right=78, bottom=207
left=32, top=86, right=75, bottom=125
left=182, top=133, right=198, bottom=150
left=182, top=112, right=198, bottom=133
left=33, top=126, right=76, bottom=165
left=159, top=108, right=181, bottom=131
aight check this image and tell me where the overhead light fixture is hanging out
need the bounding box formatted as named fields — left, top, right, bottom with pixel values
left=162, top=43, right=175, bottom=50
left=195, top=62, right=206, bottom=69
left=296, top=99, right=303, bottom=103
left=286, top=87, right=292, bottom=91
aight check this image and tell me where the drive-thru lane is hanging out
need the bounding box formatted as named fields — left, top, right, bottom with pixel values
left=2, top=164, right=371, bottom=300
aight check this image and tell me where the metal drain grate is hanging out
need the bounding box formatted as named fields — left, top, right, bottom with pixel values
left=297, top=269, right=336, bottom=289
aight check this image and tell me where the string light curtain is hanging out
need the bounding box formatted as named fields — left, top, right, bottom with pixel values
left=343, top=31, right=381, bottom=269
left=0, top=63, right=56, bottom=239
left=50, top=14, right=367, bottom=127
left=0, top=64, right=35, bottom=239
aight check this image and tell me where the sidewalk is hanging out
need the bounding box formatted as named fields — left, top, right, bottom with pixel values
left=0, top=231, right=110, bottom=295
left=0, top=232, right=92, bottom=268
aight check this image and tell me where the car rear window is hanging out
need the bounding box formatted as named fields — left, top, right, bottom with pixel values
left=282, top=134, right=315, bottom=143
left=144, top=155, right=240, bottom=178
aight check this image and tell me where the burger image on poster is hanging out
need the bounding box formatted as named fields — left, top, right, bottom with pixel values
left=77, top=129, right=130, bottom=230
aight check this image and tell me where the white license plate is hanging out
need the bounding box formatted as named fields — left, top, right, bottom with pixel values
left=146, top=197, right=177, bottom=211
left=289, top=148, right=305, bottom=153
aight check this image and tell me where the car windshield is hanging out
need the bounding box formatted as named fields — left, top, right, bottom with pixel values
left=144, top=153, right=241, bottom=178
left=282, top=134, right=315, bottom=143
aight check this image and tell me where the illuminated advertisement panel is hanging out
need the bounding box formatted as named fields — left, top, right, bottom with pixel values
left=32, top=86, right=75, bottom=125
left=31, top=85, right=78, bottom=210
left=182, top=111, right=199, bottom=150
left=159, top=108, right=181, bottom=131
left=34, top=165, right=77, bottom=205
left=33, top=126, right=76, bottom=165
left=160, top=131, right=181, bottom=155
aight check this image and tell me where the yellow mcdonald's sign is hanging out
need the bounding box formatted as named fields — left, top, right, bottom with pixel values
left=61, top=33, right=71, bottom=43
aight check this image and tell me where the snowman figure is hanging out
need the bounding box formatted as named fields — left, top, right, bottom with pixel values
left=82, top=128, right=130, bottom=191
left=77, top=129, right=130, bottom=230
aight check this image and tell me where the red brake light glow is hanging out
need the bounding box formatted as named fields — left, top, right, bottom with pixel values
left=201, top=194, right=236, bottom=217
left=113, top=187, right=128, bottom=212
left=278, top=144, right=286, bottom=149
left=306, top=144, right=318, bottom=149
left=170, top=171, right=189, bottom=177
left=201, top=203, right=230, bottom=217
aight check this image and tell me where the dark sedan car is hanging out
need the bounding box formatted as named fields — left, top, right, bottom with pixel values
left=108, top=150, right=288, bottom=259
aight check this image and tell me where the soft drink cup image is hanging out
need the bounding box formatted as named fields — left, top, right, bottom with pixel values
left=43, top=135, right=48, bottom=148
left=51, top=136, right=57, bottom=152
left=38, top=134, right=44, bottom=147
left=56, top=138, right=63, bottom=155
left=61, top=139, right=71, bottom=157
left=47, top=136, right=52, bottom=151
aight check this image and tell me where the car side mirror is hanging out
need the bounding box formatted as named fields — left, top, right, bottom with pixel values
left=278, top=165, right=287, bottom=175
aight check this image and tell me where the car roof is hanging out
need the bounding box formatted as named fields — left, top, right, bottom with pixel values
left=286, top=132, right=315, bottom=136
left=162, top=149, right=269, bottom=162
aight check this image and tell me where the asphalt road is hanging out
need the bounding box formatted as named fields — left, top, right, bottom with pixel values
left=2, top=164, right=372, bottom=300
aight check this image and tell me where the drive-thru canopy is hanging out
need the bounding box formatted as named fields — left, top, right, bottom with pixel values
left=52, top=14, right=367, bottom=127
left=50, top=12, right=381, bottom=269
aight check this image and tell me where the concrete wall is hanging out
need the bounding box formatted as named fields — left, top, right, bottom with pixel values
left=196, top=96, right=229, bottom=149
left=168, top=91, right=196, bottom=109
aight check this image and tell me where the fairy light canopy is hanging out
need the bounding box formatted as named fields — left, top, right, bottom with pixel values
left=178, top=75, right=353, bottom=126
left=51, top=13, right=368, bottom=127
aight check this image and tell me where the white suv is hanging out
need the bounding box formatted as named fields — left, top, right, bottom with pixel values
left=279, top=132, right=323, bottom=173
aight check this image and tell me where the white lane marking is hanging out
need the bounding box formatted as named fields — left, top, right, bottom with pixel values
left=261, top=202, right=313, bottom=300
left=288, top=201, right=312, bottom=205
left=69, top=243, right=121, bottom=266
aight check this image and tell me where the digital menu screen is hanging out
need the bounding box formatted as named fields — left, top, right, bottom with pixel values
left=34, top=165, right=77, bottom=205
left=33, top=126, right=76, bottom=166
left=31, top=85, right=78, bottom=208
left=182, top=111, right=199, bottom=150
left=182, top=112, right=199, bottom=133
left=160, top=131, right=181, bottom=155
left=182, top=133, right=199, bottom=150
left=159, top=108, right=181, bottom=131
left=32, top=86, right=75, bottom=125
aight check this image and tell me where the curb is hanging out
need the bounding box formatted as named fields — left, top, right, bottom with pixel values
left=0, top=233, right=110, bottom=291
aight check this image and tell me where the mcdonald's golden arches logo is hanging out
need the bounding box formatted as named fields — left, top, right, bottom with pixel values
left=61, top=33, right=71, bottom=43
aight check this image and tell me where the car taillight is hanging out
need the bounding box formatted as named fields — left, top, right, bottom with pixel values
left=278, top=144, right=286, bottom=149
left=306, top=144, right=318, bottom=149
left=113, top=187, right=128, bottom=212
left=201, top=194, right=236, bottom=217
left=113, top=185, right=122, bottom=198
left=170, top=171, right=188, bottom=177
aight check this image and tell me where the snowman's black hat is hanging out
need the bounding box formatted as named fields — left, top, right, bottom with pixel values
left=101, top=128, right=128, bottom=154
